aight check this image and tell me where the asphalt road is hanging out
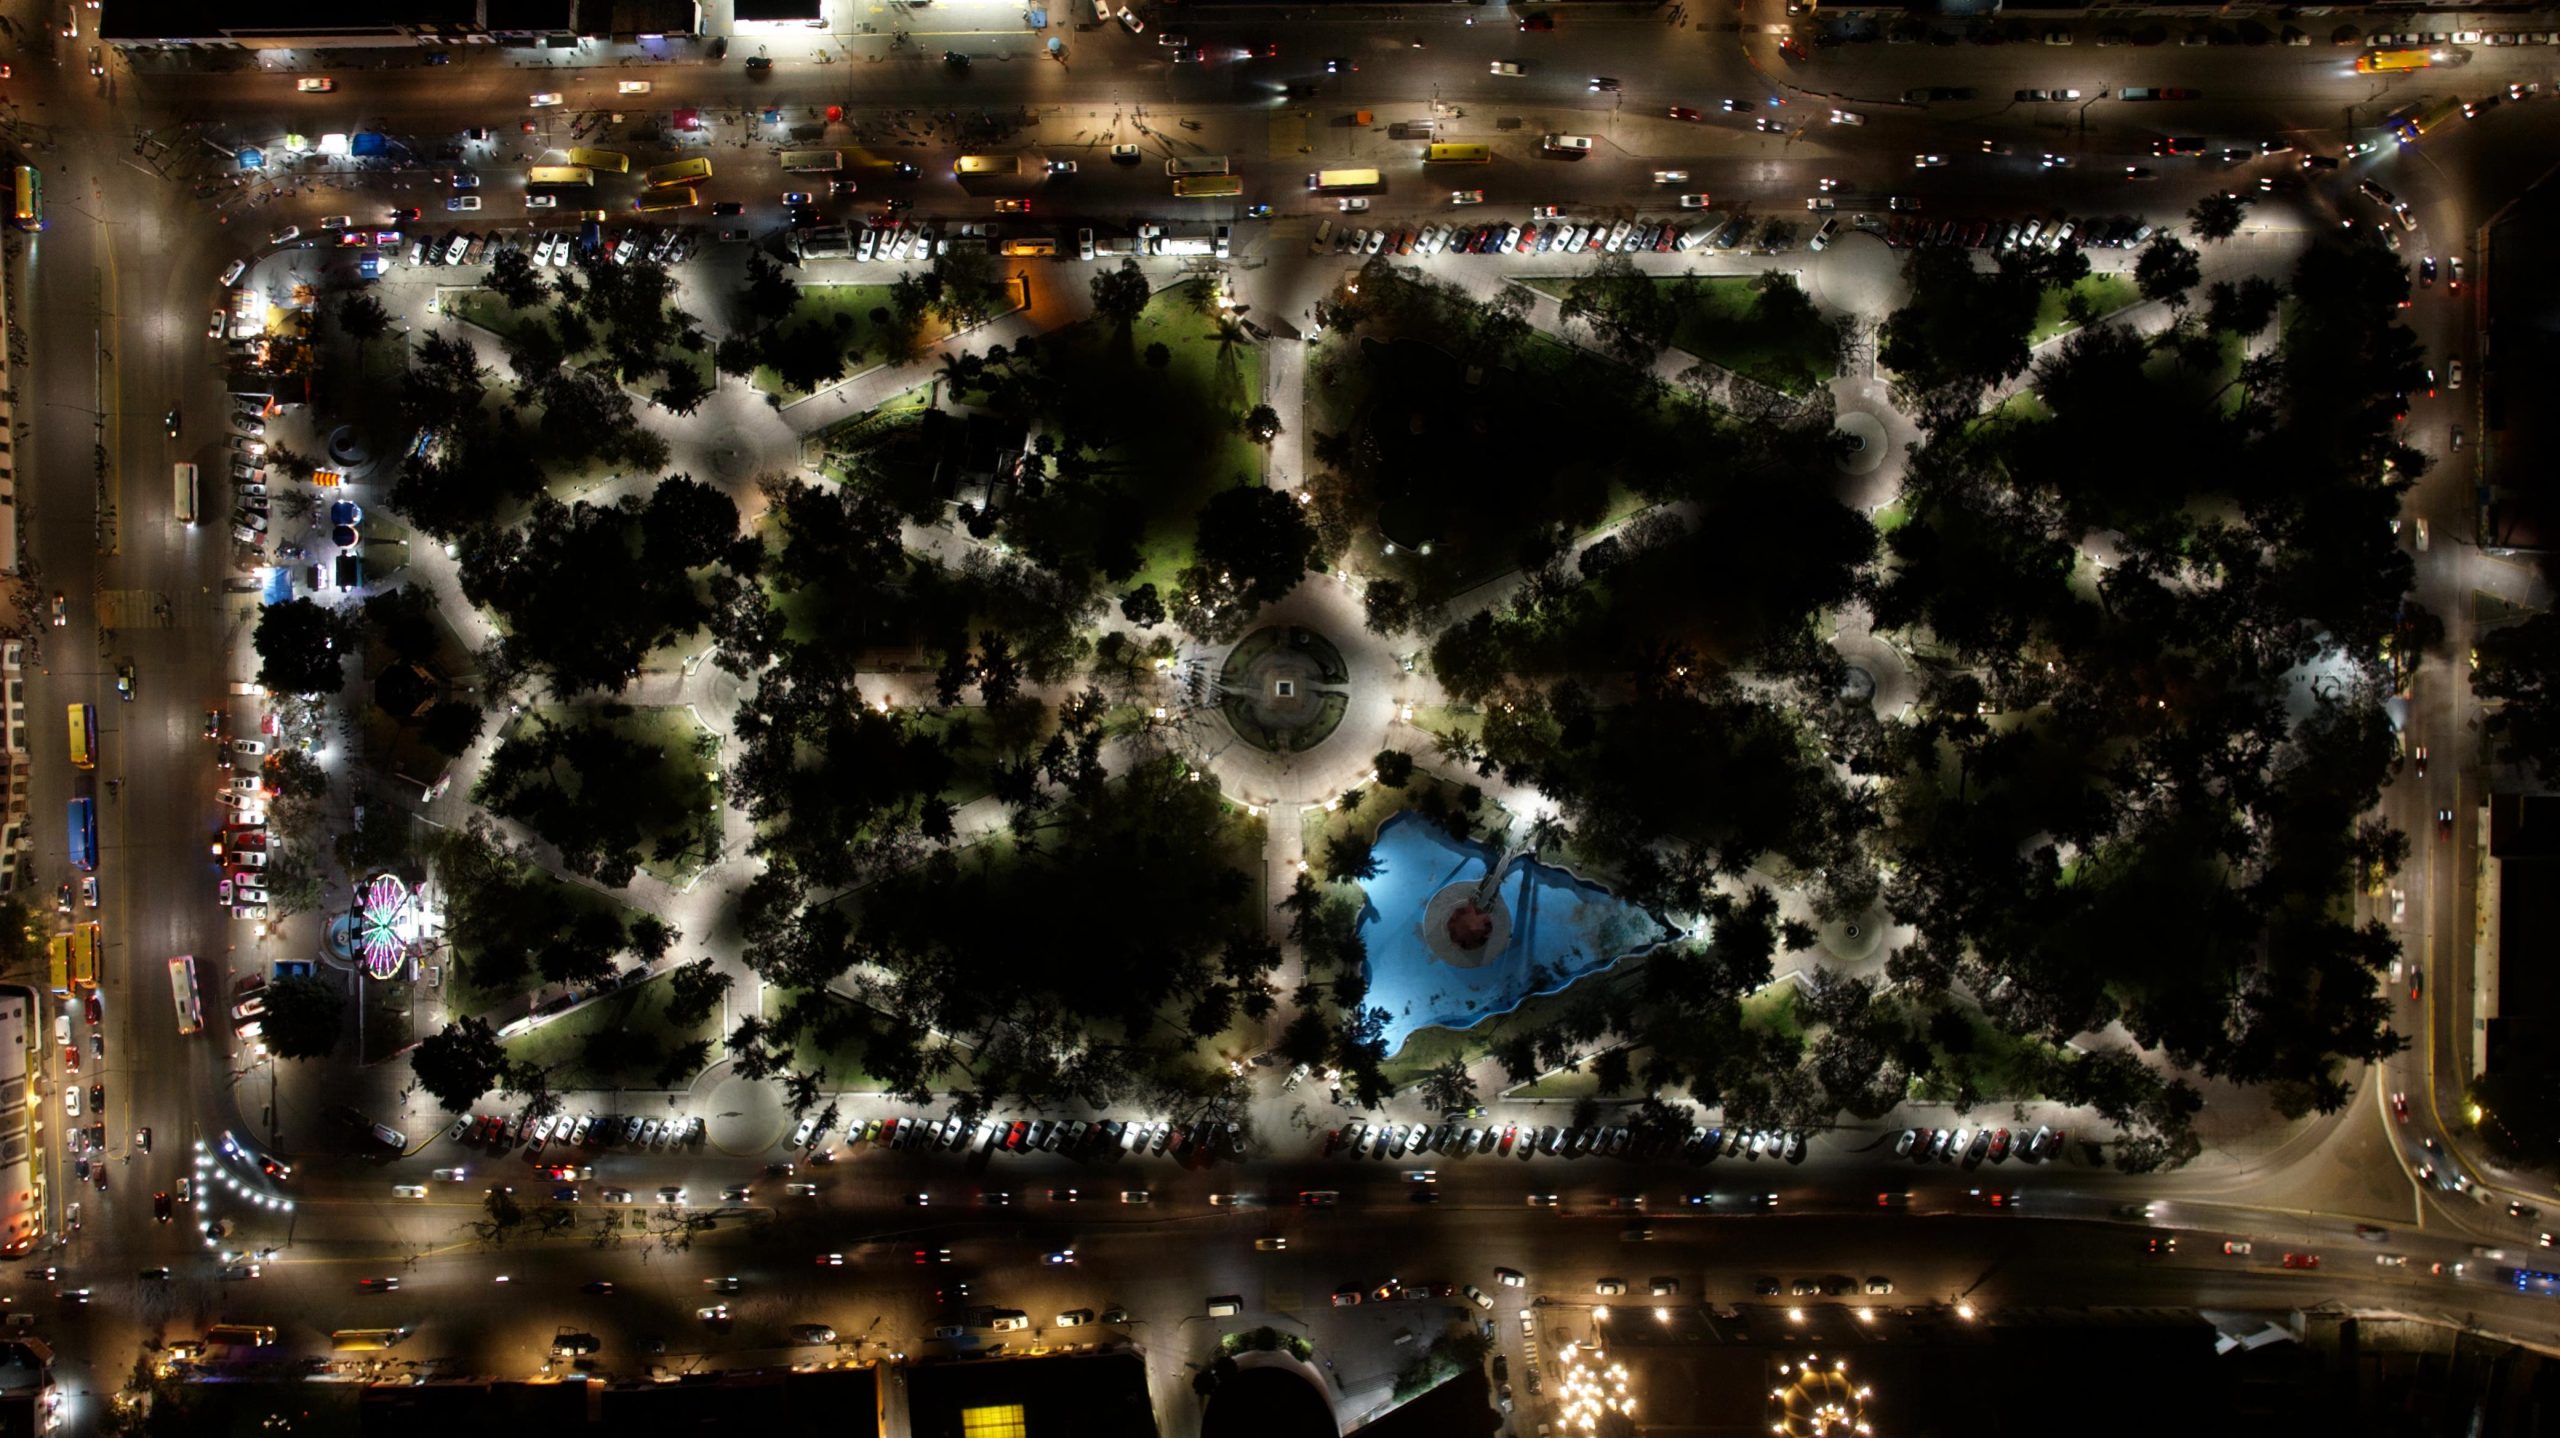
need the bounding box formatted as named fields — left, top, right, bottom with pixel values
left=10, top=0, right=2560, bottom=1427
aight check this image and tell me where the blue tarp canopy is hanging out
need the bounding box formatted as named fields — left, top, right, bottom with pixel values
left=236, top=148, right=264, bottom=170
left=260, top=567, right=291, bottom=604
left=350, top=133, right=389, bottom=157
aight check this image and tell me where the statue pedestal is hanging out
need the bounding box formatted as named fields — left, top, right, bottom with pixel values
left=1420, top=881, right=1511, bottom=969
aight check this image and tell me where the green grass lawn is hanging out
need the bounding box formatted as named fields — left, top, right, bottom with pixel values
left=502, top=973, right=722, bottom=1090
left=748, top=282, right=911, bottom=399
left=1659, top=277, right=1840, bottom=395
left=2029, top=274, right=2142, bottom=345
left=1519, top=275, right=1839, bottom=395
left=442, top=287, right=713, bottom=395
left=1102, top=289, right=1267, bottom=594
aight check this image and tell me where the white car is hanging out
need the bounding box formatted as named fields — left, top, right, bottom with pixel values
left=296, top=78, right=334, bottom=93
left=617, top=81, right=652, bottom=95
left=2449, top=360, right=2463, bottom=389
left=268, top=225, right=300, bottom=246
left=527, top=194, right=557, bottom=210
left=220, top=259, right=247, bottom=286
left=1115, top=5, right=1143, bottom=32
left=1678, top=193, right=1711, bottom=209
left=1491, top=60, right=1524, bottom=76
left=529, top=92, right=564, bottom=108
left=1913, top=154, right=1946, bottom=168
left=1651, top=170, right=1689, bottom=185
left=319, top=214, right=352, bottom=231
left=1829, top=109, right=1865, bottom=126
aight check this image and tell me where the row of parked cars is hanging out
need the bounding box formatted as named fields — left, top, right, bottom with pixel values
left=1877, top=212, right=2157, bottom=254
left=787, top=1112, right=1251, bottom=1161
left=1322, top=216, right=1721, bottom=260
left=457, top=1111, right=704, bottom=1152
left=1896, top=1124, right=2065, bottom=1164
left=1332, top=1119, right=1804, bottom=1163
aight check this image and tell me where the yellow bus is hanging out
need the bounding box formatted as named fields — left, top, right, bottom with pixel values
left=67, top=704, right=95, bottom=771
left=1173, top=175, right=1244, bottom=198
left=45, top=937, right=67, bottom=997
left=643, top=157, right=714, bottom=189
left=566, top=147, right=630, bottom=174
left=1165, top=155, right=1230, bottom=177
left=1425, top=143, right=1492, bottom=164
left=999, top=238, right=1058, bottom=257
left=781, top=149, right=844, bottom=173
left=528, top=165, right=595, bottom=189
left=11, top=164, right=41, bottom=232
left=1305, top=168, right=1382, bottom=193
left=70, top=923, right=98, bottom=990
left=2355, top=47, right=2435, bottom=74
left=173, top=462, right=199, bottom=526
left=633, top=186, right=699, bottom=213
left=956, top=154, right=1021, bottom=177
left=330, top=1328, right=411, bottom=1353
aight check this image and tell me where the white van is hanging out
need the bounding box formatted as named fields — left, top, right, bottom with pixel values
left=1208, top=1296, right=1243, bottom=1318
left=1542, top=134, right=1595, bottom=154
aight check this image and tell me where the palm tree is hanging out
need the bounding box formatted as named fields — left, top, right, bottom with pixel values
left=1523, top=812, right=1572, bottom=860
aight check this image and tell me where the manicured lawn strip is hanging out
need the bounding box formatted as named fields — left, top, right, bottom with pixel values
left=501, top=973, right=721, bottom=1089
left=2029, top=273, right=2141, bottom=345
left=1100, top=289, right=1266, bottom=595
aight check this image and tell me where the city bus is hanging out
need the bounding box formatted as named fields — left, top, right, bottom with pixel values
left=173, top=461, right=199, bottom=526
left=1424, top=143, right=1492, bottom=164
left=527, top=165, right=594, bottom=189
left=956, top=154, right=1022, bottom=177
left=45, top=937, right=68, bottom=997
left=1173, top=175, right=1244, bottom=198
left=2356, top=48, right=2435, bottom=74
left=67, top=797, right=95, bottom=872
left=1165, top=155, right=1230, bottom=177
left=11, top=165, right=41, bottom=232
left=204, top=1324, right=277, bottom=1350
left=642, top=157, right=714, bottom=189
left=330, top=1328, right=410, bottom=1352
left=1305, top=167, right=1383, bottom=193
left=632, top=186, right=699, bottom=213
left=67, top=704, right=95, bottom=771
left=566, top=147, right=630, bottom=174
left=69, top=923, right=97, bottom=990
left=781, top=149, right=844, bottom=173
left=169, top=955, right=203, bottom=1036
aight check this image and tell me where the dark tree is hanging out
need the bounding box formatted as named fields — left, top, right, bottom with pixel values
left=1143, top=341, right=1172, bottom=369
left=1119, top=584, right=1166, bottom=628
left=419, top=700, right=487, bottom=757
left=2134, top=234, right=2203, bottom=308
left=1363, top=578, right=1417, bottom=637
left=1191, top=484, right=1317, bottom=607
left=333, top=291, right=392, bottom=347
left=665, top=957, right=732, bottom=1026
left=1372, top=749, right=1415, bottom=788
left=739, top=250, right=802, bottom=328
left=253, top=598, right=344, bottom=695
left=487, top=246, right=548, bottom=309
left=2188, top=191, right=2249, bottom=243
left=2476, top=610, right=2560, bottom=782
left=1244, top=403, right=1283, bottom=443
left=411, top=1016, right=512, bottom=1113
left=1090, top=259, right=1152, bottom=327
left=260, top=975, right=345, bottom=1061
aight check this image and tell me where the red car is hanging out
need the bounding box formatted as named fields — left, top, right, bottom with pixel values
left=2391, top=1092, right=2409, bottom=1122
left=2280, top=1253, right=2320, bottom=1270
left=62, top=1045, right=78, bottom=1073
left=1667, top=105, right=1701, bottom=121
left=1005, top=1120, right=1028, bottom=1150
